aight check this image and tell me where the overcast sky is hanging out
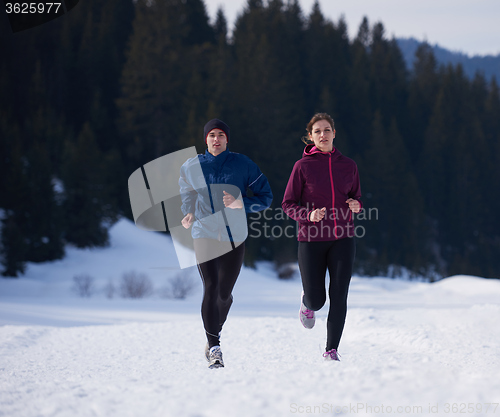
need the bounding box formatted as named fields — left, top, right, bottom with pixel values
left=203, top=0, right=500, bottom=56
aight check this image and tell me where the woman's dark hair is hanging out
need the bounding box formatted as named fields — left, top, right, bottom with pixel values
left=302, top=113, right=335, bottom=144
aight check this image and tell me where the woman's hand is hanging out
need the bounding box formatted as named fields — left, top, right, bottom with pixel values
left=181, top=213, right=194, bottom=229
left=223, top=191, right=244, bottom=209
left=346, top=198, right=361, bottom=213
left=309, top=207, right=326, bottom=222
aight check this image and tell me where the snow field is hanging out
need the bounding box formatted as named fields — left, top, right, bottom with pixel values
left=1, top=219, right=499, bottom=417
left=0, top=307, right=500, bottom=416
left=1, top=306, right=499, bottom=417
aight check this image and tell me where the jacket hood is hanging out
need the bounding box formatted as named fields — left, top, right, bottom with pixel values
left=302, top=144, right=340, bottom=159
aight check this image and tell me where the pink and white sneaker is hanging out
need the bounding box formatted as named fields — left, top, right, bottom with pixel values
left=299, top=292, right=315, bottom=329
left=323, top=349, right=341, bottom=361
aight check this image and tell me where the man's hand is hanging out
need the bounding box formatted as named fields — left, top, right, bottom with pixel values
left=223, top=191, right=244, bottom=209
left=181, top=213, right=194, bottom=229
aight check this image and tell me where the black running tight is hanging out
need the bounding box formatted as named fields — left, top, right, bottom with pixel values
left=194, top=239, right=245, bottom=348
left=298, top=238, right=356, bottom=351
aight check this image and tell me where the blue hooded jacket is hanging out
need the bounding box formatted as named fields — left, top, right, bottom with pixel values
left=179, top=149, right=273, bottom=241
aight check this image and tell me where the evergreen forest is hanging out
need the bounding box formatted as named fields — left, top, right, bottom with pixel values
left=1, top=0, right=499, bottom=279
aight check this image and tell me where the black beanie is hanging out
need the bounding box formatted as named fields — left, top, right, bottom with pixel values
left=204, top=119, right=230, bottom=143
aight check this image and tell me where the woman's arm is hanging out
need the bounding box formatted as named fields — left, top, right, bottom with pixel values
left=281, top=162, right=312, bottom=224
left=347, top=164, right=363, bottom=213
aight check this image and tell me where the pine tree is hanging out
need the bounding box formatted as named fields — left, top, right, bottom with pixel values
left=446, top=71, right=491, bottom=275
left=1, top=213, right=28, bottom=277
left=61, top=123, right=112, bottom=248
left=22, top=140, right=65, bottom=262
left=231, top=0, right=305, bottom=171
left=117, top=0, right=216, bottom=170
left=419, top=74, right=452, bottom=269
left=345, top=18, right=372, bottom=158
left=304, top=2, right=343, bottom=115
left=0, top=126, right=29, bottom=277
left=204, top=7, right=233, bottom=123
left=357, top=16, right=370, bottom=48
left=482, top=79, right=500, bottom=276
left=61, top=0, right=134, bottom=144
left=368, top=23, right=408, bottom=131
left=1, top=57, right=68, bottom=270
left=407, top=43, right=439, bottom=164
left=231, top=0, right=307, bottom=264
left=214, top=7, right=228, bottom=43
left=360, top=112, right=425, bottom=275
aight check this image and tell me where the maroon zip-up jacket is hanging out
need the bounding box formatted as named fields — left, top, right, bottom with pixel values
left=282, top=145, right=363, bottom=242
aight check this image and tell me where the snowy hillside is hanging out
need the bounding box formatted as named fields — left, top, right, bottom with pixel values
left=1, top=219, right=499, bottom=417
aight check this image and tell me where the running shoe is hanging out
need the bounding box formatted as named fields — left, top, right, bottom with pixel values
left=299, top=291, right=315, bottom=329
left=208, top=346, right=224, bottom=369
left=323, top=348, right=341, bottom=361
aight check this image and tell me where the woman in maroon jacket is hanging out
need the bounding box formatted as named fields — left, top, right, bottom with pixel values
left=282, top=113, right=362, bottom=361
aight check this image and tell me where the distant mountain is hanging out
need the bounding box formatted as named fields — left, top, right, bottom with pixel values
left=397, top=38, right=500, bottom=82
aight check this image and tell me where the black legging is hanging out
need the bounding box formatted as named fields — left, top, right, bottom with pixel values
left=298, top=237, right=356, bottom=351
left=194, top=238, right=245, bottom=348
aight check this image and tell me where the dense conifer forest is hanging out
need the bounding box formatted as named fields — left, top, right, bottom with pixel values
left=1, top=0, right=499, bottom=279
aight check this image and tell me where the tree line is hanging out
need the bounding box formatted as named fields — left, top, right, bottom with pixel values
left=1, top=0, right=499, bottom=279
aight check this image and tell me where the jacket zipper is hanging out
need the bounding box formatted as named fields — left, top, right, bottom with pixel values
left=328, top=154, right=337, bottom=239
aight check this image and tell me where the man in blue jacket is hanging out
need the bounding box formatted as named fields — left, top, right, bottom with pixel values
left=179, top=119, right=272, bottom=369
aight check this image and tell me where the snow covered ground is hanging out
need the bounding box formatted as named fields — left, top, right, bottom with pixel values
left=1, top=219, right=499, bottom=417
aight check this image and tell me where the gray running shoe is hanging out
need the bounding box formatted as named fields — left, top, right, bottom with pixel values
left=208, top=346, right=224, bottom=369
left=299, top=291, right=315, bottom=329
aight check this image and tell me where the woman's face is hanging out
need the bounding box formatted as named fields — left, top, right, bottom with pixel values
left=207, top=129, right=228, bottom=156
left=309, top=119, right=335, bottom=152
